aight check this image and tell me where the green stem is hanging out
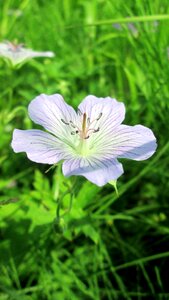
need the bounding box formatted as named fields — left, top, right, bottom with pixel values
left=7, top=67, right=15, bottom=111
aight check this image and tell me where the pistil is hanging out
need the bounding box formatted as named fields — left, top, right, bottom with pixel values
left=60, top=111, right=102, bottom=145
left=82, top=113, right=87, bottom=135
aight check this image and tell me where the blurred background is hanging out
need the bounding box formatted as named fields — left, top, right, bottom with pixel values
left=0, top=0, right=169, bottom=299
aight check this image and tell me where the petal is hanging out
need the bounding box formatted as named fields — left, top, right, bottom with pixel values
left=28, top=93, right=78, bottom=146
left=12, top=50, right=55, bottom=65
left=11, top=129, right=72, bottom=164
left=0, top=42, right=8, bottom=51
left=26, top=50, right=55, bottom=58
left=77, top=96, right=126, bottom=152
left=62, top=156, right=124, bottom=186
left=78, top=95, right=125, bottom=128
left=108, top=124, right=157, bottom=161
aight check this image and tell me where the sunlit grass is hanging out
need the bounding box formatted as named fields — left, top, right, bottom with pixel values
left=0, top=0, right=169, bottom=299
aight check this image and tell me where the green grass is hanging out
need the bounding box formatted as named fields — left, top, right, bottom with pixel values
left=0, top=0, right=169, bottom=299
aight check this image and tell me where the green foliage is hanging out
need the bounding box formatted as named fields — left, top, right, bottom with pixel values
left=0, top=0, right=169, bottom=299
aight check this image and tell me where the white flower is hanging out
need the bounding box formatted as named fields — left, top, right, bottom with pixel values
left=0, top=41, right=55, bottom=66
left=11, top=94, right=157, bottom=186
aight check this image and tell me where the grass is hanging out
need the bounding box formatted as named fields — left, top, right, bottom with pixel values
left=0, top=0, right=169, bottom=299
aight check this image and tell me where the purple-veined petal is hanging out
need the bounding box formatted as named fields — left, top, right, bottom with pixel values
left=28, top=94, right=78, bottom=146
left=78, top=95, right=125, bottom=128
left=77, top=95, right=126, bottom=151
left=107, top=124, right=157, bottom=161
left=11, top=129, right=72, bottom=164
left=62, top=156, right=124, bottom=186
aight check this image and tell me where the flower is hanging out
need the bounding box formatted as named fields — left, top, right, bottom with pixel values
left=0, top=41, right=54, bottom=66
left=11, top=94, right=157, bottom=186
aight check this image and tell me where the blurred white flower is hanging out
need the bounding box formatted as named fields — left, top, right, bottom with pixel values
left=0, top=41, right=55, bottom=67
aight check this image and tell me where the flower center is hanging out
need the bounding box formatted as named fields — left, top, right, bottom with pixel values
left=61, top=110, right=102, bottom=156
left=6, top=41, right=23, bottom=52
left=61, top=110, right=102, bottom=140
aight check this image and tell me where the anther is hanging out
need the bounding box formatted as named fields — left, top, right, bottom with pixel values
left=93, top=127, right=100, bottom=133
left=87, top=117, right=90, bottom=125
left=69, top=120, right=76, bottom=128
left=71, top=130, right=79, bottom=135
left=96, top=113, right=102, bottom=121
left=61, top=119, right=69, bottom=125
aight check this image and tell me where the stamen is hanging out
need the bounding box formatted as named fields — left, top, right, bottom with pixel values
left=71, top=130, right=79, bottom=135
left=61, top=119, right=69, bottom=125
left=69, top=120, right=76, bottom=128
left=96, top=113, right=102, bottom=121
left=64, top=111, right=102, bottom=140
left=93, top=127, right=100, bottom=133
left=86, top=112, right=103, bottom=128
